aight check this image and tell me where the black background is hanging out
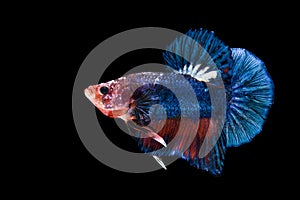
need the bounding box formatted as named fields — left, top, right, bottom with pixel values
left=35, top=3, right=295, bottom=193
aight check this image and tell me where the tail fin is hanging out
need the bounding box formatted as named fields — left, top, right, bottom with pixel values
left=224, top=48, right=274, bottom=147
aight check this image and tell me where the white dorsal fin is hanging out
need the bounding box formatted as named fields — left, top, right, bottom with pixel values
left=188, top=64, right=193, bottom=73
left=197, top=71, right=218, bottom=81
left=177, top=64, right=218, bottom=82
left=191, top=64, right=201, bottom=76
left=183, top=64, right=187, bottom=74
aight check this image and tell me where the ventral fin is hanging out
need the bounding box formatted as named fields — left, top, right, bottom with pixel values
left=153, top=156, right=167, bottom=170
left=126, top=120, right=167, bottom=147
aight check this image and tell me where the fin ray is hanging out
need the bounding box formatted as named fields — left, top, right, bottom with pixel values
left=163, top=28, right=233, bottom=85
left=182, top=131, right=227, bottom=176
left=224, top=48, right=274, bottom=147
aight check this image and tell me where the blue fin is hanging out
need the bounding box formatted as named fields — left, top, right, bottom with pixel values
left=182, top=131, right=227, bottom=176
left=163, top=28, right=233, bottom=84
left=224, top=48, right=274, bottom=147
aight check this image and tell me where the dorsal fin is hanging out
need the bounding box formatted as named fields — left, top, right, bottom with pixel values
left=163, top=28, right=233, bottom=84
left=178, top=64, right=218, bottom=83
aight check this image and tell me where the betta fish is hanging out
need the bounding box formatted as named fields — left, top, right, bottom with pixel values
left=84, top=28, right=274, bottom=175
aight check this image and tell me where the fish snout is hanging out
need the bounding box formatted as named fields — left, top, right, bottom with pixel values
left=84, top=85, right=97, bottom=102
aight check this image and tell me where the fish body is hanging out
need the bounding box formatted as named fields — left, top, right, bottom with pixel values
left=84, top=28, right=274, bottom=175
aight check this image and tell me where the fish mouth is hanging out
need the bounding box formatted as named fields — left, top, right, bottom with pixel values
left=84, top=86, right=96, bottom=103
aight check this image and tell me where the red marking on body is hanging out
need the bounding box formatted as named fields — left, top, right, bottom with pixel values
left=222, top=67, right=229, bottom=74
left=107, top=111, right=114, bottom=118
left=106, top=109, right=128, bottom=118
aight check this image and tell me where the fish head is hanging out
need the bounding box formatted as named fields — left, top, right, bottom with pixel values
left=84, top=77, right=132, bottom=118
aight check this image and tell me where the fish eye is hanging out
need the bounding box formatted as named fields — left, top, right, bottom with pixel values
left=99, top=86, right=109, bottom=95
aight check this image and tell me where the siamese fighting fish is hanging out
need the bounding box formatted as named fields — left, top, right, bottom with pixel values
left=84, top=28, right=274, bottom=175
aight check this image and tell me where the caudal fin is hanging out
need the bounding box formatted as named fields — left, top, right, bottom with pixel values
left=224, top=48, right=274, bottom=147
